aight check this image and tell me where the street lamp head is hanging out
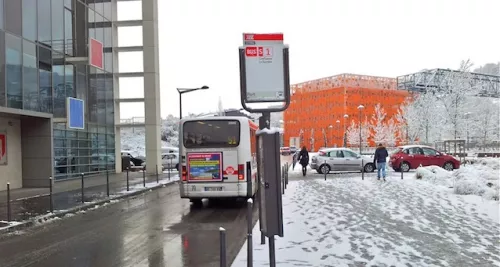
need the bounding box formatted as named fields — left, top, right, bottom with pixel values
left=329, top=125, right=333, bottom=128
left=336, top=120, right=340, bottom=123
left=344, top=114, right=348, bottom=118
left=358, top=105, right=365, bottom=110
left=200, top=85, right=209, bottom=90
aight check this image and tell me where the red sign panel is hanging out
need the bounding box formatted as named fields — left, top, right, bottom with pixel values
left=89, top=38, right=104, bottom=69
left=0, top=132, right=6, bottom=165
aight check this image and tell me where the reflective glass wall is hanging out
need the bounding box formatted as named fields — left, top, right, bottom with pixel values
left=0, top=0, right=115, bottom=180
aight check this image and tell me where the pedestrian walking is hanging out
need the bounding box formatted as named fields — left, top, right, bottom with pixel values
left=373, top=143, right=389, bottom=181
left=298, top=146, right=309, bottom=176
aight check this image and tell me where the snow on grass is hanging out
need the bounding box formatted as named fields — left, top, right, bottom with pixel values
left=232, top=172, right=499, bottom=267
left=0, top=221, right=22, bottom=231
left=415, top=159, right=500, bottom=201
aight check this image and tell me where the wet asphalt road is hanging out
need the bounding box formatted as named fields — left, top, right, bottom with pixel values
left=0, top=156, right=293, bottom=267
left=0, top=183, right=259, bottom=267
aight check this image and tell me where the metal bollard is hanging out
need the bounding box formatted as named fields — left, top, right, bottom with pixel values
left=126, top=167, right=130, bottom=191
left=401, top=169, right=404, bottom=180
left=281, top=166, right=285, bottom=195
left=170, top=158, right=173, bottom=180
left=361, top=159, right=364, bottom=180
left=6, top=182, right=11, bottom=222
left=49, top=177, right=53, bottom=213
left=324, top=160, right=327, bottom=181
left=81, top=173, right=85, bottom=203
left=219, top=227, right=227, bottom=267
left=143, top=166, right=146, bottom=187
left=106, top=169, right=110, bottom=197
left=285, top=165, right=288, bottom=186
left=247, top=199, right=253, bottom=267
left=156, top=164, right=159, bottom=183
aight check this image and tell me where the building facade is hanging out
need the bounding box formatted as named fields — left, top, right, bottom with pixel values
left=0, top=0, right=116, bottom=190
left=284, top=74, right=409, bottom=152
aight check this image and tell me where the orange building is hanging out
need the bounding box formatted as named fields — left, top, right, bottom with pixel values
left=284, top=74, right=410, bottom=151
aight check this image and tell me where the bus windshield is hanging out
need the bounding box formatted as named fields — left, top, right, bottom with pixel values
left=183, top=120, right=241, bottom=148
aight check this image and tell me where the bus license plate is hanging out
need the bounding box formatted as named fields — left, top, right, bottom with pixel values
left=205, top=187, right=223, bottom=191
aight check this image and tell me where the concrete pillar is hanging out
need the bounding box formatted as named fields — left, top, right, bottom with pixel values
left=142, top=0, right=162, bottom=174
left=112, top=0, right=122, bottom=173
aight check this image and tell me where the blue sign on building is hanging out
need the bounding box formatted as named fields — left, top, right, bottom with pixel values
left=67, top=97, right=85, bottom=129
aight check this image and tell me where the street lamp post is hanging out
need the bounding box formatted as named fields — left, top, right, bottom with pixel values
left=328, top=125, right=333, bottom=146
left=357, top=105, right=364, bottom=154
left=335, top=120, right=340, bottom=147
left=177, top=85, right=209, bottom=119
left=343, top=114, right=349, bottom=147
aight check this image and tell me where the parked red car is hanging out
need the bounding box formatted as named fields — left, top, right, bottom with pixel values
left=389, top=145, right=460, bottom=172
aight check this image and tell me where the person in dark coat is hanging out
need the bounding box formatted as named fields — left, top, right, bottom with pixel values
left=297, top=146, right=309, bottom=176
left=373, top=143, right=389, bottom=181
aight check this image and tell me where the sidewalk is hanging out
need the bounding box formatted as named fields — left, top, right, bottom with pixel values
left=0, top=169, right=179, bottom=222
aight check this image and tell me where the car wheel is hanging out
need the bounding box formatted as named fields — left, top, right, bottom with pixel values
left=320, top=164, right=331, bottom=174
left=316, top=169, right=323, bottom=174
left=364, top=163, right=375, bottom=173
left=400, top=162, right=411, bottom=172
left=443, top=162, right=454, bottom=171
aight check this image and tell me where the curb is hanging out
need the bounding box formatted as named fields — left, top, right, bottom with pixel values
left=0, top=180, right=179, bottom=235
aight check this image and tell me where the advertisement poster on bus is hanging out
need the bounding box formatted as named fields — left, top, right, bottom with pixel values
left=187, top=152, right=223, bottom=181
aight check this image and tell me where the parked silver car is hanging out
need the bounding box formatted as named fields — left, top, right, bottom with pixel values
left=311, top=148, right=375, bottom=174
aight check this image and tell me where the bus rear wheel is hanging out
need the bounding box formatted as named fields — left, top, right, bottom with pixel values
left=190, top=199, right=202, bottom=207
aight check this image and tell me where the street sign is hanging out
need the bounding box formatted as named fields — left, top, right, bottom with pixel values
left=239, top=33, right=291, bottom=113
left=89, top=38, right=104, bottom=70
left=67, top=97, right=85, bottom=129
left=0, top=132, right=6, bottom=165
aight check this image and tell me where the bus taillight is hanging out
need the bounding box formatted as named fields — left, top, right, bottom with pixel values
left=182, top=166, right=187, bottom=181
left=238, top=164, right=245, bottom=180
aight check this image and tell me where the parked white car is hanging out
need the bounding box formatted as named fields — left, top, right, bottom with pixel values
left=162, top=153, right=179, bottom=171
left=310, top=148, right=375, bottom=174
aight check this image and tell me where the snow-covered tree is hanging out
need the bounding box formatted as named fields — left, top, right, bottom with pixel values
left=161, top=115, right=180, bottom=147
left=370, top=103, right=388, bottom=144
left=346, top=120, right=359, bottom=146
left=474, top=99, right=500, bottom=146
left=360, top=116, right=371, bottom=148
left=433, top=60, right=478, bottom=140
left=385, top=118, right=398, bottom=147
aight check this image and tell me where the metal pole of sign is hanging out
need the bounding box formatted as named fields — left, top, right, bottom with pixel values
left=219, top=227, right=227, bottom=267
left=247, top=198, right=253, bottom=267
left=169, top=158, right=172, bottom=180
left=257, top=112, right=270, bottom=245
left=106, top=169, right=110, bottom=196
left=269, top=236, right=276, bottom=267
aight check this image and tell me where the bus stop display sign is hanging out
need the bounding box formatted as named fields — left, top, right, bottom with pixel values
left=239, top=33, right=291, bottom=113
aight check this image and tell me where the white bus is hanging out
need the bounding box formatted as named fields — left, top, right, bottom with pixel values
left=178, top=116, right=258, bottom=204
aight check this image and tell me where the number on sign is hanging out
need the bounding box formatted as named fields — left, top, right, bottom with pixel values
left=264, top=47, right=273, bottom=57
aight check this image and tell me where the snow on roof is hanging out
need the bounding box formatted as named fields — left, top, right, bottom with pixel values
left=399, top=144, right=434, bottom=149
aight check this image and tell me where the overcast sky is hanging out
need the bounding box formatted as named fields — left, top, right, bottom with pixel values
left=117, top=0, right=500, bottom=119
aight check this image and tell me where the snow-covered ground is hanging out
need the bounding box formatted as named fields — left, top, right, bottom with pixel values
left=232, top=169, right=499, bottom=267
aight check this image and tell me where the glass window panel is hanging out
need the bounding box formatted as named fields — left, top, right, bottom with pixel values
left=88, top=74, right=97, bottom=122
left=118, top=51, right=143, bottom=73
left=54, top=148, right=67, bottom=158
left=5, top=0, right=21, bottom=35
left=37, top=0, right=51, bottom=47
left=23, top=41, right=39, bottom=112
left=103, top=52, right=112, bottom=73
left=117, top=1, right=141, bottom=21
left=67, top=130, right=76, bottom=138
left=105, top=75, right=114, bottom=126
left=5, top=33, right=22, bottom=109
left=64, top=8, right=73, bottom=56
left=97, top=73, right=106, bottom=125
left=64, top=0, right=72, bottom=9
left=103, top=2, right=111, bottom=21
left=52, top=52, right=65, bottom=117
left=52, top=0, right=64, bottom=53
left=65, top=64, right=74, bottom=97
left=0, top=32, right=5, bottom=107
left=0, top=0, right=4, bottom=29
left=117, top=26, right=142, bottom=47
left=54, top=139, right=66, bottom=148
left=22, top=0, right=37, bottom=41
left=106, top=134, right=114, bottom=148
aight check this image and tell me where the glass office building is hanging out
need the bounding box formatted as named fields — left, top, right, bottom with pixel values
left=0, top=0, right=115, bottom=180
